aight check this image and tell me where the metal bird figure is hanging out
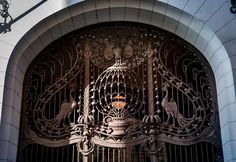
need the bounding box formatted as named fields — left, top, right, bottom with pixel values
left=161, top=82, right=194, bottom=128
left=50, top=84, right=77, bottom=128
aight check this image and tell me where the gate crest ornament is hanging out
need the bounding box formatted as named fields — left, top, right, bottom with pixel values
left=18, top=23, right=223, bottom=161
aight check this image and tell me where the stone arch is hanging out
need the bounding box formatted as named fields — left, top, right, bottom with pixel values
left=0, top=1, right=234, bottom=161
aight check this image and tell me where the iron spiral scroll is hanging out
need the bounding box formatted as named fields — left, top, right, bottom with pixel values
left=23, top=40, right=85, bottom=140
left=20, top=23, right=222, bottom=160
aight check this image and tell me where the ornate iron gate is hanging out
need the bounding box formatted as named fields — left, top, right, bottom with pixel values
left=17, top=23, right=223, bottom=162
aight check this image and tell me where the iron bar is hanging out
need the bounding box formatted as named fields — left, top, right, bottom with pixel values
left=108, top=147, right=110, bottom=162
left=30, top=145, right=33, bottom=162
left=113, top=149, right=115, bottom=162
left=102, top=146, right=105, bottom=162
left=56, top=147, right=59, bottom=162
left=168, top=144, right=172, bottom=162
left=184, top=146, right=188, bottom=162
left=195, top=145, right=199, bottom=162
left=147, top=43, right=154, bottom=115
left=72, top=144, right=75, bottom=162
left=76, top=149, right=80, bottom=162
left=205, top=143, right=210, bottom=162
left=97, top=146, right=100, bottom=162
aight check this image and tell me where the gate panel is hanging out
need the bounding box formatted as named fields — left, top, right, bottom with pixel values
left=17, top=22, right=223, bottom=162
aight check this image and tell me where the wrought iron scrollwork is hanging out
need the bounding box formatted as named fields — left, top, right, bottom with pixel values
left=76, top=128, right=95, bottom=156
left=19, top=23, right=223, bottom=161
left=23, top=38, right=85, bottom=141
left=143, top=135, right=163, bottom=154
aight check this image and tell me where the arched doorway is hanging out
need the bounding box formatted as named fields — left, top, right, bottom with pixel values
left=16, top=22, right=223, bottom=162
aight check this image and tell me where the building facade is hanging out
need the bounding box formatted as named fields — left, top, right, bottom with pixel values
left=0, top=0, right=236, bottom=162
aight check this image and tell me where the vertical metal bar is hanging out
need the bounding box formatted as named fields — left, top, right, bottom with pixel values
left=143, top=63, right=147, bottom=116
left=190, top=145, right=193, bottom=162
left=151, top=155, right=159, bottom=162
left=56, top=147, right=59, bottom=162
left=83, top=152, right=88, bottom=162
left=60, top=146, right=63, bottom=162
left=35, top=144, right=39, bottom=162
left=77, top=149, right=80, bottom=162
left=168, top=144, right=172, bottom=162
left=55, top=92, right=57, bottom=121
left=144, top=151, right=146, bottom=162
left=174, top=145, right=177, bottom=162
left=73, top=83, right=76, bottom=123
left=179, top=146, right=183, bottom=162
left=83, top=39, right=91, bottom=123
left=139, top=146, right=141, bottom=162
left=123, top=148, right=126, bottom=162
left=91, top=149, right=94, bottom=162
left=133, top=146, right=135, bottom=161
left=83, top=80, right=90, bottom=121
left=108, top=147, right=110, bottom=162
left=97, top=146, right=100, bottom=162
left=65, top=145, right=68, bottom=162
left=195, top=144, right=198, bottom=162
left=35, top=144, right=40, bottom=162
left=147, top=43, right=154, bottom=115
left=82, top=40, right=91, bottom=162
left=200, top=143, right=204, bottom=162
left=46, top=147, right=49, bottom=162
left=187, top=90, right=190, bottom=118
left=146, top=43, right=159, bottom=162
left=118, top=149, right=121, bottom=162
left=72, top=144, right=75, bottom=162
left=78, top=69, right=82, bottom=116
left=182, top=80, right=186, bottom=116
left=113, top=149, right=115, bottom=162
left=211, top=144, right=214, bottom=162
left=185, top=146, right=188, bottom=162
left=40, top=145, right=43, bottom=162
left=205, top=143, right=209, bottom=162
left=23, top=146, right=27, bottom=162
left=102, top=146, right=105, bottom=162
left=36, top=144, right=38, bottom=162
left=51, top=147, right=54, bottom=162
left=161, top=76, right=165, bottom=122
